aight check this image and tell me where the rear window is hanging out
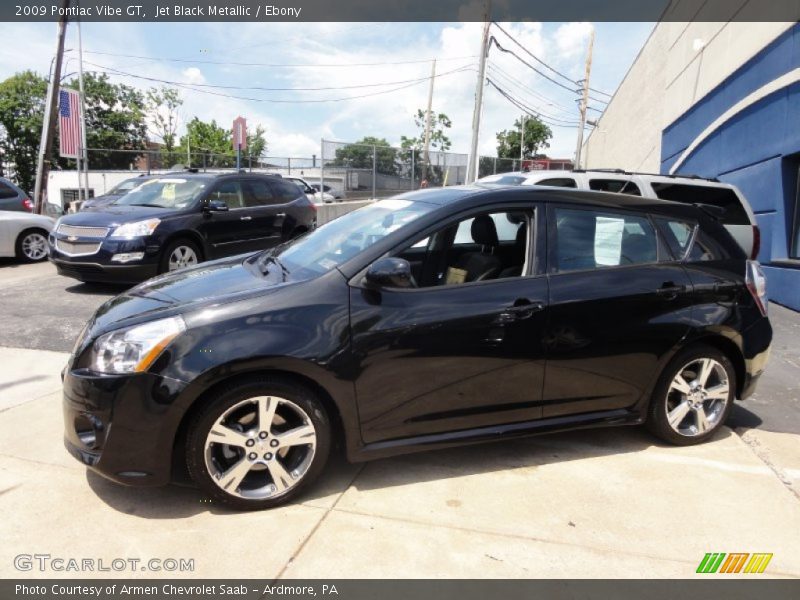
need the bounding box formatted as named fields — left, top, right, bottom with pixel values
left=0, top=181, right=19, bottom=199
left=651, top=183, right=750, bottom=225
left=536, top=178, right=577, bottom=188
left=589, top=179, right=642, bottom=196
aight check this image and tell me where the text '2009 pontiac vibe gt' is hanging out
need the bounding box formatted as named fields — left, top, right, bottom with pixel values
left=62, top=185, right=771, bottom=510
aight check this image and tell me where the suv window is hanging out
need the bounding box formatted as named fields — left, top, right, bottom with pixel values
left=650, top=183, right=750, bottom=225
left=271, top=180, right=305, bottom=203
left=209, top=181, right=244, bottom=209
left=245, top=180, right=276, bottom=207
left=454, top=213, right=521, bottom=245
left=0, top=181, right=18, bottom=199
left=554, top=207, right=657, bottom=272
left=589, top=178, right=642, bottom=196
left=537, top=177, right=577, bottom=188
left=655, top=218, right=696, bottom=259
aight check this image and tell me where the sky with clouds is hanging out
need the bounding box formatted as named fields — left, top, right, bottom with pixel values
left=0, top=21, right=653, bottom=161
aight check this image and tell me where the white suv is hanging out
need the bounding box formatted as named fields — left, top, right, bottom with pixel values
left=479, top=169, right=759, bottom=259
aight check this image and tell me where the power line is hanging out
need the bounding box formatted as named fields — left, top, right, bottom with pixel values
left=489, top=37, right=578, bottom=95
left=486, top=68, right=579, bottom=123
left=492, top=21, right=614, bottom=100
left=83, top=61, right=476, bottom=104
left=486, top=79, right=582, bottom=128
left=82, top=50, right=479, bottom=68
left=486, top=63, right=576, bottom=116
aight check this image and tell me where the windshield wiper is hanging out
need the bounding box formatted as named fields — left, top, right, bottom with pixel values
left=260, top=255, right=290, bottom=281
left=128, top=203, right=167, bottom=208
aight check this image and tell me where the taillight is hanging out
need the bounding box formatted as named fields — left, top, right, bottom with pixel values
left=750, top=225, right=760, bottom=260
left=21, top=197, right=33, bottom=212
left=746, top=260, right=768, bottom=316
left=307, top=198, right=317, bottom=212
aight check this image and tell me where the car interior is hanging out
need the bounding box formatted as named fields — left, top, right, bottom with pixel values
left=395, top=210, right=530, bottom=287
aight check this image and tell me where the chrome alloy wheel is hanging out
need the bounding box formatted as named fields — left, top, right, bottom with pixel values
left=21, top=232, right=48, bottom=261
left=203, top=396, right=317, bottom=500
left=665, top=358, right=730, bottom=437
left=167, top=245, right=198, bottom=271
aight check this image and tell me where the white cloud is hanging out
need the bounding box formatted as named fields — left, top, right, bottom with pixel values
left=180, top=67, right=205, bottom=84
left=554, top=21, right=594, bottom=60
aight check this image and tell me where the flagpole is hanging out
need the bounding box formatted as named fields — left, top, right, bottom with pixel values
left=76, top=11, right=89, bottom=205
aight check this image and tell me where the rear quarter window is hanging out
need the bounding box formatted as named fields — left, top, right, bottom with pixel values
left=650, top=183, right=750, bottom=225
left=0, top=181, right=19, bottom=199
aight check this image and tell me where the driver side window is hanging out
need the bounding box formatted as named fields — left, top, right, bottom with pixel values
left=394, top=210, right=531, bottom=288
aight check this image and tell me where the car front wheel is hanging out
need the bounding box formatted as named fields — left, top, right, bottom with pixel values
left=186, top=378, right=331, bottom=510
left=16, top=228, right=49, bottom=262
left=159, top=238, right=201, bottom=274
left=647, top=345, right=736, bottom=445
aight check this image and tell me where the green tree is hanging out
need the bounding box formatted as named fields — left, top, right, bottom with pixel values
left=146, top=86, right=182, bottom=166
left=0, top=71, right=48, bottom=193
left=399, top=109, right=453, bottom=153
left=496, top=115, right=552, bottom=160
left=178, top=117, right=233, bottom=167
left=246, top=124, right=267, bottom=161
left=66, top=72, right=148, bottom=169
left=331, top=136, right=397, bottom=175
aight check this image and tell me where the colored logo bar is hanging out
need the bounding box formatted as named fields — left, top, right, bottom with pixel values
left=697, top=553, right=773, bottom=574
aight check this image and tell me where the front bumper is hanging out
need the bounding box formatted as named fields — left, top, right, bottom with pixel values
left=49, top=233, right=160, bottom=283
left=62, top=368, right=189, bottom=487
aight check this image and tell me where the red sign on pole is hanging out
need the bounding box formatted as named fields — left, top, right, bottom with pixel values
left=232, top=116, right=247, bottom=150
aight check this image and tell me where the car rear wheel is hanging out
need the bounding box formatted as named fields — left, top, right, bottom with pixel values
left=15, top=229, right=49, bottom=262
left=159, top=239, right=201, bottom=274
left=647, top=345, right=736, bottom=445
left=186, top=378, right=331, bottom=510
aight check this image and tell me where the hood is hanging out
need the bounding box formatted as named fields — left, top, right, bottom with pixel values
left=59, top=204, right=179, bottom=227
left=89, top=254, right=290, bottom=334
left=0, top=210, right=55, bottom=226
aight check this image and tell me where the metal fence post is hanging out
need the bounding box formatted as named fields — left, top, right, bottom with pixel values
left=320, top=139, right=325, bottom=202
left=145, top=151, right=151, bottom=175
left=372, top=144, right=377, bottom=199
left=411, top=148, right=415, bottom=190
left=248, top=154, right=252, bottom=172
left=202, top=152, right=206, bottom=172
left=493, top=157, right=497, bottom=174
left=288, top=157, right=291, bottom=175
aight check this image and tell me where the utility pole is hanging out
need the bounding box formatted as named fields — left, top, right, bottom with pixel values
left=466, top=8, right=491, bottom=184
left=77, top=10, right=89, bottom=203
left=33, top=0, right=71, bottom=214
left=574, top=26, right=595, bottom=170
left=421, top=59, right=436, bottom=181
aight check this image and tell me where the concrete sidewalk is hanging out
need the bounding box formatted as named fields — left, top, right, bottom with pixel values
left=0, top=346, right=799, bottom=579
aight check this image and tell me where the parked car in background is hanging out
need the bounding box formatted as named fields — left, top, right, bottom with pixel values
left=62, top=185, right=771, bottom=510
left=284, top=176, right=336, bottom=203
left=49, top=171, right=317, bottom=283
left=311, top=183, right=343, bottom=200
left=80, top=175, right=155, bottom=211
left=0, top=210, right=55, bottom=262
left=477, top=169, right=759, bottom=259
left=0, top=177, right=33, bottom=212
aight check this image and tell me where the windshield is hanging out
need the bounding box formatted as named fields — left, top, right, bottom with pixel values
left=480, top=174, right=528, bottom=185
left=265, top=199, right=434, bottom=277
left=109, top=178, right=147, bottom=195
left=113, top=178, right=208, bottom=209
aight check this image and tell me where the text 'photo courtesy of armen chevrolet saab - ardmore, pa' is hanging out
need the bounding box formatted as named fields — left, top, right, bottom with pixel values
left=0, top=0, right=800, bottom=597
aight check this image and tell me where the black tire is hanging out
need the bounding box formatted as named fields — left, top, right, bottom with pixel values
left=158, top=238, right=202, bottom=274
left=186, top=377, right=331, bottom=510
left=15, top=228, right=49, bottom=263
left=646, top=344, right=736, bottom=446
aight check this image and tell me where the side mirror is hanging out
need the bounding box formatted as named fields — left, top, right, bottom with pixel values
left=365, top=257, right=415, bottom=289
left=205, top=199, right=229, bottom=212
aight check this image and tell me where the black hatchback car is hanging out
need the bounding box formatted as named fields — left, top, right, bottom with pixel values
left=49, top=172, right=317, bottom=283
left=62, top=185, right=772, bottom=510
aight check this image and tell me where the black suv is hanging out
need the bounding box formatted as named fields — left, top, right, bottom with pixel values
left=62, top=185, right=772, bottom=510
left=49, top=172, right=317, bottom=283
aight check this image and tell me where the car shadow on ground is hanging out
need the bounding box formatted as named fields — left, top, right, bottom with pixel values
left=84, top=424, right=744, bottom=519
left=64, top=281, right=129, bottom=296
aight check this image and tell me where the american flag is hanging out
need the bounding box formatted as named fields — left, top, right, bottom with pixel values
left=59, top=88, right=82, bottom=159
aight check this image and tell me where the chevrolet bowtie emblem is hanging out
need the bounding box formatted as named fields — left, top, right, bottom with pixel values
left=67, top=236, right=78, bottom=242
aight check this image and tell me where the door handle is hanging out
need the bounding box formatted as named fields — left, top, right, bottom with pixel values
left=240, top=216, right=252, bottom=221
left=655, top=283, right=686, bottom=299
left=502, top=299, right=544, bottom=320
left=276, top=212, right=286, bottom=218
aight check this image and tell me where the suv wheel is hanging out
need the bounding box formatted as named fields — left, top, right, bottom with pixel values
left=160, top=239, right=201, bottom=274
left=647, top=345, right=736, bottom=445
left=186, top=378, right=331, bottom=510
left=16, top=229, right=49, bottom=262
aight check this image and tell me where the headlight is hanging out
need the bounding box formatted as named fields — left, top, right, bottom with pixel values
left=110, top=218, right=160, bottom=238
left=91, top=316, right=185, bottom=374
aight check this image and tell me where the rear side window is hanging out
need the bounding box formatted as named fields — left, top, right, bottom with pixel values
left=655, top=218, right=696, bottom=259
left=0, top=181, right=19, bottom=199
left=245, top=180, right=276, bottom=207
left=537, top=178, right=577, bottom=188
left=650, top=183, right=750, bottom=225
left=554, top=207, right=658, bottom=272
left=589, top=178, right=642, bottom=196
left=270, top=180, right=305, bottom=203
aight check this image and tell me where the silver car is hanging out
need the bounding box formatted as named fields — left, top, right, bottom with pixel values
left=0, top=210, right=55, bottom=262
left=0, top=177, right=33, bottom=212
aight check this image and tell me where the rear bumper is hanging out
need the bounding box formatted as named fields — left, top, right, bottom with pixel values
left=740, top=316, right=773, bottom=400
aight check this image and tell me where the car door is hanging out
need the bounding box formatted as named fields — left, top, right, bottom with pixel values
left=542, top=204, right=694, bottom=418
left=349, top=205, right=549, bottom=443
left=200, top=179, right=260, bottom=258
left=240, top=179, right=287, bottom=251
